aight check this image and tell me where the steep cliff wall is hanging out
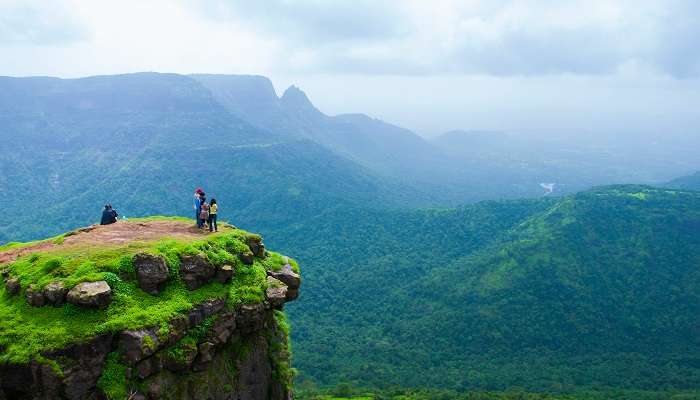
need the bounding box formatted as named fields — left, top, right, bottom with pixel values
left=0, top=218, right=300, bottom=400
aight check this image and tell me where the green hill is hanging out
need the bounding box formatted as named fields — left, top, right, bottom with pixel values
left=263, top=185, right=700, bottom=392
left=0, top=73, right=415, bottom=244
left=664, top=171, right=700, bottom=191
left=3, top=73, right=700, bottom=396
left=0, top=218, right=300, bottom=399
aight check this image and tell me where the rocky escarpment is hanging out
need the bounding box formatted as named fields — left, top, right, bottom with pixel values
left=0, top=219, right=300, bottom=400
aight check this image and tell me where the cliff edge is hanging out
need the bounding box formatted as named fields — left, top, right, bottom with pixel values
left=0, top=217, right=300, bottom=400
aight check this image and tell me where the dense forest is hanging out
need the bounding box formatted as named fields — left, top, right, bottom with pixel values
left=265, top=185, right=700, bottom=392
left=1, top=74, right=699, bottom=397
left=295, top=385, right=700, bottom=400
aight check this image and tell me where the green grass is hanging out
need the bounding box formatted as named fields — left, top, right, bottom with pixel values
left=0, top=219, right=296, bottom=365
left=96, top=351, right=130, bottom=399
left=271, top=310, right=295, bottom=390
left=0, top=239, right=44, bottom=253
left=166, top=336, right=198, bottom=363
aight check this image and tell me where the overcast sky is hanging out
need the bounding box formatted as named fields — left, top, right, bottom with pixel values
left=1, top=0, right=699, bottom=137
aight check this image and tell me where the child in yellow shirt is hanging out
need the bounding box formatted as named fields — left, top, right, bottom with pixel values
left=209, top=199, right=218, bottom=232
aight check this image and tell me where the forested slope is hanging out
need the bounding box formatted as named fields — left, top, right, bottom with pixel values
left=264, top=185, right=700, bottom=391
left=0, top=73, right=410, bottom=243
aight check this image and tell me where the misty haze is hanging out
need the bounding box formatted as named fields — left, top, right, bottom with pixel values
left=0, top=2, right=699, bottom=400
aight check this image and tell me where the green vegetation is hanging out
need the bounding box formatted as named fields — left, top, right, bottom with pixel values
left=296, top=386, right=700, bottom=400
left=1, top=72, right=699, bottom=397
left=0, top=220, right=295, bottom=365
left=270, top=310, right=296, bottom=391
left=96, top=351, right=130, bottom=399
left=261, top=185, right=700, bottom=393
left=166, top=336, right=198, bottom=364
left=663, top=171, right=700, bottom=191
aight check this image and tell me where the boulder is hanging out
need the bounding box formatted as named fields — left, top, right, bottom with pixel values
left=267, top=264, right=300, bottom=301
left=66, top=281, right=112, bottom=308
left=4, top=277, right=19, bottom=295
left=215, top=264, right=234, bottom=283
left=180, top=255, right=216, bottom=290
left=26, top=285, right=45, bottom=307
left=246, top=236, right=266, bottom=258
left=239, top=251, right=255, bottom=265
left=187, top=298, right=225, bottom=328
left=120, top=328, right=160, bottom=364
left=267, top=265, right=300, bottom=289
left=43, top=281, right=67, bottom=307
left=266, top=277, right=288, bottom=309
left=133, top=253, right=169, bottom=295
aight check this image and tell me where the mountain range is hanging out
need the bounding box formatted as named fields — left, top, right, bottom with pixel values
left=3, top=72, right=699, bottom=243
left=1, top=72, right=700, bottom=397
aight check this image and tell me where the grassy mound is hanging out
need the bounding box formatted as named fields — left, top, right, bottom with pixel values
left=0, top=218, right=299, bottom=365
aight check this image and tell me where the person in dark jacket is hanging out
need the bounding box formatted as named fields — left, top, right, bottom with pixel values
left=110, top=205, right=118, bottom=221
left=100, top=204, right=118, bottom=225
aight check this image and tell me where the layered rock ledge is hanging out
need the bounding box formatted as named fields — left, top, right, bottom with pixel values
left=0, top=218, right=300, bottom=400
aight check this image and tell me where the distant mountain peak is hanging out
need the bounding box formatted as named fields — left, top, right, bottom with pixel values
left=438, top=129, right=508, bottom=139
left=280, top=85, right=317, bottom=111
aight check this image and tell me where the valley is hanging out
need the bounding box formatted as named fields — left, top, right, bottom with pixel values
left=0, top=73, right=699, bottom=398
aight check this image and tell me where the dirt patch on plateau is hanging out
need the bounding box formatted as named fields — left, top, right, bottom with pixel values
left=0, top=220, right=222, bottom=265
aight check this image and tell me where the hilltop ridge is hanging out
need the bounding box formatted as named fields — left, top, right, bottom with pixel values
left=270, top=185, right=700, bottom=391
left=0, top=218, right=300, bottom=400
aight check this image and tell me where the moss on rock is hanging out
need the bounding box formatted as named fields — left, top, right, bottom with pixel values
left=0, top=218, right=299, bottom=399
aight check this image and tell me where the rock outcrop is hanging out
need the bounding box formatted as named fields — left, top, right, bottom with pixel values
left=246, top=235, right=266, bottom=258
left=4, top=277, right=19, bottom=295
left=267, top=262, right=301, bottom=301
left=25, top=285, right=45, bottom=307
left=0, top=220, right=299, bottom=400
left=180, top=255, right=216, bottom=290
left=133, top=253, right=170, bottom=295
left=0, top=299, right=294, bottom=400
left=66, top=281, right=112, bottom=308
left=266, top=276, right=288, bottom=308
left=215, top=264, right=234, bottom=283
left=0, top=334, right=114, bottom=400
left=43, top=281, right=68, bottom=307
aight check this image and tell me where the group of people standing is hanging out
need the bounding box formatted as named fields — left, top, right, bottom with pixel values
left=194, top=188, right=218, bottom=232
left=98, top=190, right=219, bottom=232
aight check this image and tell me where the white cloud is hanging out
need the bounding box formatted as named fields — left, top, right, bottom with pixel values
left=1, top=0, right=698, bottom=77
left=189, top=0, right=699, bottom=78
left=0, top=0, right=698, bottom=137
left=0, top=0, right=89, bottom=45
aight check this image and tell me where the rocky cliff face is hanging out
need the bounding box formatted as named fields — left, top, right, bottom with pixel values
left=0, top=219, right=300, bottom=400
